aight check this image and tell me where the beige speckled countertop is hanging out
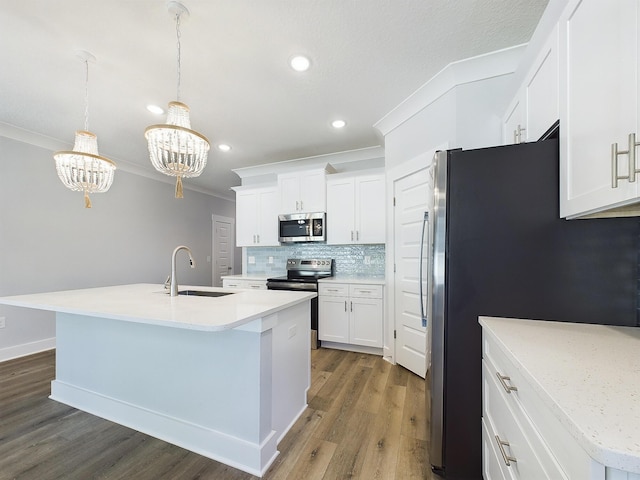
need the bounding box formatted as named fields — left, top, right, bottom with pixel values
left=480, top=316, right=640, bottom=474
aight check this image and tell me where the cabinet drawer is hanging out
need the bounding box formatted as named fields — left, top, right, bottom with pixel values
left=484, top=334, right=579, bottom=479
left=245, top=281, right=266, bottom=290
left=349, top=284, right=382, bottom=298
left=483, top=417, right=509, bottom=480
left=318, top=283, right=349, bottom=296
left=483, top=359, right=555, bottom=479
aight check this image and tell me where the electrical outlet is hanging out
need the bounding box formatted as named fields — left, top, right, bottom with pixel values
left=268, top=256, right=274, bottom=264
left=248, top=256, right=256, bottom=264
left=0, top=317, right=5, bottom=329
left=364, top=256, right=371, bottom=265
left=206, top=256, right=211, bottom=263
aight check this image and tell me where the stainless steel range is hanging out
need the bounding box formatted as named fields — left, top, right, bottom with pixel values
left=266, top=258, right=334, bottom=348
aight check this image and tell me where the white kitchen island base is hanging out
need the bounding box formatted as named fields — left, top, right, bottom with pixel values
left=50, top=300, right=310, bottom=477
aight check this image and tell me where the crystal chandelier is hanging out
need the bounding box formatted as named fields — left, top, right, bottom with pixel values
left=54, top=51, right=116, bottom=208
left=145, top=1, right=210, bottom=198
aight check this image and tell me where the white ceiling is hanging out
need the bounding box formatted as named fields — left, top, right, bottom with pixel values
left=0, top=0, right=548, bottom=200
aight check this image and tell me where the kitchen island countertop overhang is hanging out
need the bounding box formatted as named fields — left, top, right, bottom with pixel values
left=0, top=283, right=317, bottom=331
left=0, top=284, right=316, bottom=477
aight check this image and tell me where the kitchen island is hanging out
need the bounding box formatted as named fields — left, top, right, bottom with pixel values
left=0, top=284, right=315, bottom=477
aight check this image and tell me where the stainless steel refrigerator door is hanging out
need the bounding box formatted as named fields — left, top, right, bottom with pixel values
left=429, top=150, right=448, bottom=471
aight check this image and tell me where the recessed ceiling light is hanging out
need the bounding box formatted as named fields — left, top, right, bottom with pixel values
left=146, top=104, right=164, bottom=115
left=217, top=144, right=231, bottom=152
left=331, top=119, right=346, bottom=129
left=290, top=55, right=310, bottom=72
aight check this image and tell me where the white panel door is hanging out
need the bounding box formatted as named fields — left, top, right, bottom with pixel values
left=212, top=215, right=234, bottom=287
left=393, top=167, right=431, bottom=378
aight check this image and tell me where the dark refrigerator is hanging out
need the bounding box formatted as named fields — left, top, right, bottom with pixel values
left=426, top=135, right=639, bottom=479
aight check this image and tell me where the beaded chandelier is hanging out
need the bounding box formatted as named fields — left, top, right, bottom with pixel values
left=144, top=1, right=209, bottom=198
left=53, top=52, right=116, bottom=208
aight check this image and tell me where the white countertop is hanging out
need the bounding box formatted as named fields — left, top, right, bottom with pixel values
left=0, top=284, right=315, bottom=332
left=480, top=316, right=640, bottom=474
left=221, top=274, right=274, bottom=281
left=318, top=275, right=385, bottom=285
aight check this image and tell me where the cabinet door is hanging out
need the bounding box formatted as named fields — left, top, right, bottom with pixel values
left=350, top=297, right=383, bottom=347
left=560, top=0, right=639, bottom=218
left=318, top=296, right=349, bottom=343
left=503, top=94, right=525, bottom=145
left=355, top=175, right=385, bottom=244
left=525, top=25, right=559, bottom=141
left=278, top=172, right=301, bottom=214
left=299, top=170, right=327, bottom=212
left=235, top=191, right=258, bottom=247
left=257, top=188, right=279, bottom=246
left=326, top=177, right=355, bottom=244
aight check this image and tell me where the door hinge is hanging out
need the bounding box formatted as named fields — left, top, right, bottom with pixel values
left=394, top=330, right=397, bottom=339
left=393, top=263, right=396, bottom=273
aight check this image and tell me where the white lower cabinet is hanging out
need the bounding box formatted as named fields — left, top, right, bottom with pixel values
left=222, top=278, right=267, bottom=290
left=482, top=326, right=640, bottom=480
left=318, top=283, right=383, bottom=349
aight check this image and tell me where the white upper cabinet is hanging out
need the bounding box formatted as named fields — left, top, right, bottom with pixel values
left=502, top=25, right=559, bottom=145
left=278, top=169, right=328, bottom=214
left=326, top=172, right=385, bottom=245
left=234, top=185, right=279, bottom=247
left=559, top=0, right=640, bottom=218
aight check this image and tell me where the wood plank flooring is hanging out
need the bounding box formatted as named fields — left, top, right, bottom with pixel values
left=0, top=348, right=431, bottom=480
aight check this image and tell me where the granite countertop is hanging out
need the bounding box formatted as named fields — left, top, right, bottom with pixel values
left=318, top=275, right=385, bottom=285
left=480, top=316, right=640, bottom=474
left=0, top=284, right=315, bottom=332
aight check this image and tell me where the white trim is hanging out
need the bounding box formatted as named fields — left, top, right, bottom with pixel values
left=232, top=146, right=384, bottom=181
left=0, top=337, right=56, bottom=363
left=50, top=380, right=279, bottom=477
left=374, top=45, right=527, bottom=137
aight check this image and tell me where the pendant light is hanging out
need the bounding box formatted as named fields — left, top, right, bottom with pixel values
left=53, top=51, right=116, bottom=208
left=145, top=1, right=210, bottom=198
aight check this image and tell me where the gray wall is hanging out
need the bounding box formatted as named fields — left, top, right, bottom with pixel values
left=0, top=136, right=236, bottom=359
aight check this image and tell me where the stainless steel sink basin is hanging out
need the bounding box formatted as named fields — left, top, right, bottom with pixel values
left=177, top=290, right=235, bottom=297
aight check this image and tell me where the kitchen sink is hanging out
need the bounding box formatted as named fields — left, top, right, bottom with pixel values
left=177, top=290, right=235, bottom=297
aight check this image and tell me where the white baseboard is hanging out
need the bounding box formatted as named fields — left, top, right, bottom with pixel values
left=0, top=337, right=56, bottom=363
left=50, top=380, right=279, bottom=477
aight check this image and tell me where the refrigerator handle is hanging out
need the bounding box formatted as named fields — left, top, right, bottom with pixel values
left=419, top=211, right=429, bottom=328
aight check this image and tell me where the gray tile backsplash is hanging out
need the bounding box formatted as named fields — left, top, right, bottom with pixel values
left=246, top=244, right=385, bottom=276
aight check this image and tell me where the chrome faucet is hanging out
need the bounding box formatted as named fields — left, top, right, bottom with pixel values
left=170, top=245, right=195, bottom=297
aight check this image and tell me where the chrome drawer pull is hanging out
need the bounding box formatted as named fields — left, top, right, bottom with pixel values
left=495, top=435, right=517, bottom=466
left=496, top=372, right=518, bottom=394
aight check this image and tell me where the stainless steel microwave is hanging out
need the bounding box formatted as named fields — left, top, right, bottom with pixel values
left=278, top=212, right=326, bottom=243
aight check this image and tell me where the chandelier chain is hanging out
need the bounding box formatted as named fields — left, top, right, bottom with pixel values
left=83, top=58, right=90, bottom=131
left=175, top=12, right=182, bottom=102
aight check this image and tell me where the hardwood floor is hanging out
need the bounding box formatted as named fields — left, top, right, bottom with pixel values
left=0, top=347, right=430, bottom=479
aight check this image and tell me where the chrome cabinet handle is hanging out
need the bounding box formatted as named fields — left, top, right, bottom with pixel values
left=350, top=301, right=353, bottom=312
left=344, top=300, right=347, bottom=312
left=612, top=133, right=640, bottom=187
left=351, top=231, right=354, bottom=241
left=495, top=435, right=517, bottom=466
left=496, top=372, right=518, bottom=394
left=356, top=230, right=359, bottom=241
left=256, top=234, right=260, bottom=244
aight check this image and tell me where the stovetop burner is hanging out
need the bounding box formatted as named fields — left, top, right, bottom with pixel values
left=266, top=258, right=334, bottom=287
